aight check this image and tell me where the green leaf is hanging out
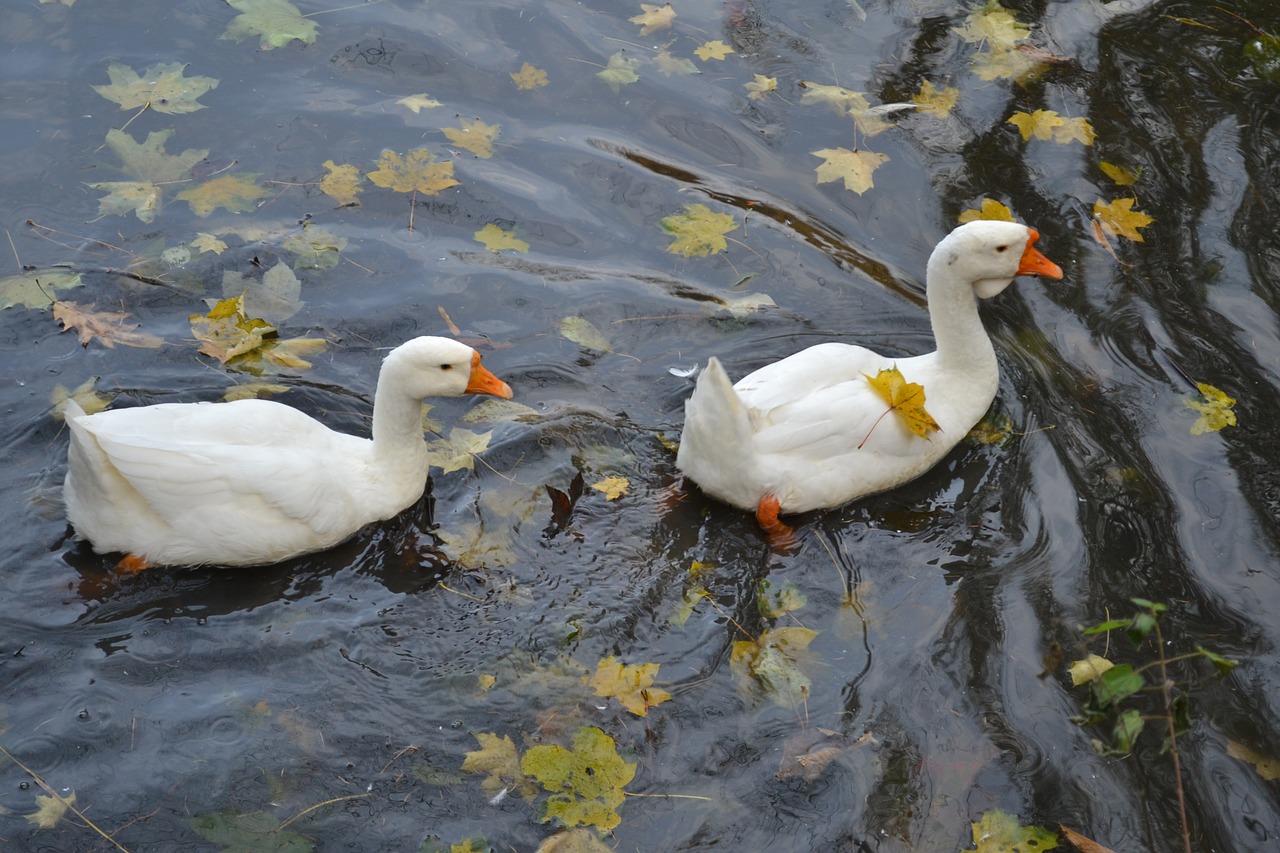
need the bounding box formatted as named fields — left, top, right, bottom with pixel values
left=282, top=226, right=346, bottom=270
left=1081, top=618, right=1132, bottom=635
left=189, top=810, right=312, bottom=853
left=1126, top=612, right=1156, bottom=644
left=757, top=579, right=806, bottom=620
left=93, top=61, right=218, bottom=114
left=1091, top=664, right=1144, bottom=707
left=1195, top=644, right=1238, bottom=675
left=0, top=268, right=83, bottom=311
left=969, top=809, right=1059, bottom=852
left=1112, top=708, right=1144, bottom=753
left=104, top=128, right=208, bottom=183
left=559, top=317, right=613, bottom=353
left=596, top=52, right=639, bottom=93
left=731, top=626, right=817, bottom=706
left=520, top=726, right=636, bottom=832
left=1244, top=33, right=1280, bottom=84
left=222, top=0, right=319, bottom=50
left=89, top=181, right=163, bottom=223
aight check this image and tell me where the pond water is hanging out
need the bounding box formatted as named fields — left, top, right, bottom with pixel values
left=2, top=0, right=1279, bottom=851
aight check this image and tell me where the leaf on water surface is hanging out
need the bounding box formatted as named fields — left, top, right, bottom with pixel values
left=178, top=174, right=269, bottom=216
left=459, top=397, right=541, bottom=424
left=424, top=427, right=493, bottom=474
left=1184, top=381, right=1236, bottom=435
left=546, top=470, right=585, bottom=532
left=597, top=52, right=639, bottom=93
left=319, top=160, right=364, bottom=206
left=88, top=180, right=162, bottom=223
left=475, top=223, right=529, bottom=253
left=1099, top=160, right=1140, bottom=186
left=193, top=232, right=229, bottom=255
left=534, top=828, right=616, bottom=853
left=969, top=810, right=1059, bottom=852
left=630, top=2, right=674, bottom=35
left=958, top=199, right=1015, bottom=223
left=420, top=837, right=490, bottom=853
left=757, top=579, right=806, bottom=620
left=587, top=656, right=672, bottom=716
left=668, top=585, right=709, bottom=626
left=520, top=725, right=636, bottom=832
left=462, top=732, right=539, bottom=802
left=190, top=293, right=276, bottom=363
left=812, top=147, right=889, bottom=195
left=105, top=128, right=208, bottom=183
left=0, top=268, right=83, bottom=311
left=443, top=117, right=501, bottom=159
left=396, top=93, right=442, bottom=113
left=559, top=316, right=613, bottom=352
left=745, top=74, right=777, bottom=99
left=222, top=262, right=303, bottom=323
left=222, top=0, right=319, bottom=50
left=223, top=381, right=290, bottom=401
left=952, top=0, right=1030, bottom=46
left=720, top=292, right=777, bottom=318
left=654, top=50, right=699, bottom=76
left=93, top=61, right=218, bottom=114
left=590, top=475, right=630, bottom=501
left=911, top=80, right=959, bottom=116
left=862, top=366, right=941, bottom=444
left=190, top=809, right=312, bottom=853
left=282, top=225, right=346, bottom=270
left=512, top=62, right=550, bottom=90
left=25, top=791, right=75, bottom=829
left=1067, top=653, right=1114, bottom=686
left=51, top=377, right=114, bottom=417
left=799, top=81, right=869, bottom=113
left=367, top=148, right=459, bottom=195
left=660, top=203, right=738, bottom=257
left=54, top=301, right=164, bottom=349
left=1227, top=739, right=1280, bottom=781
left=1058, top=825, right=1118, bottom=853
left=731, top=626, right=818, bottom=706
left=694, top=40, right=735, bottom=61
left=1092, top=197, right=1154, bottom=242
left=1007, top=110, right=1093, bottom=144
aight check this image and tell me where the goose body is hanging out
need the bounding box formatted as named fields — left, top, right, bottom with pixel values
left=676, top=221, right=1062, bottom=528
left=63, top=336, right=512, bottom=568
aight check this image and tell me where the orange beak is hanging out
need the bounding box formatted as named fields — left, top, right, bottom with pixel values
left=1017, top=228, right=1064, bottom=279
left=464, top=350, right=513, bottom=398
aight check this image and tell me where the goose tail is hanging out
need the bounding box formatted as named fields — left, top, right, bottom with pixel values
left=676, top=357, right=759, bottom=510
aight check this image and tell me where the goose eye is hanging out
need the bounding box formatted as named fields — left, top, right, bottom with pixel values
left=995, top=245, right=1009, bottom=252
left=440, top=364, right=454, bottom=371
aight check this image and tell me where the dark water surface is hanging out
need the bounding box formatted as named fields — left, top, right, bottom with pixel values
left=3, top=0, right=1279, bottom=850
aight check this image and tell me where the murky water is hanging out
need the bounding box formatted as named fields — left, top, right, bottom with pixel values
left=2, top=0, right=1279, bottom=850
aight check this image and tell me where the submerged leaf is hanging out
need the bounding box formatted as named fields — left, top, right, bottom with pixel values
left=534, top=829, right=616, bottom=853
left=812, top=147, right=888, bottom=195
left=912, top=80, right=959, bottom=116
left=282, top=225, right=346, bottom=270
left=1184, top=382, right=1236, bottom=435
left=520, top=726, right=636, bottom=832
left=731, top=626, right=818, bottom=706
left=443, top=117, right=501, bottom=159
left=26, top=791, right=75, bottom=829
left=745, top=74, right=777, bottom=99
left=559, top=317, right=613, bottom=352
left=51, top=377, right=114, bottom=417
left=0, top=268, right=83, bottom=311
left=90, top=181, right=163, bottom=222
left=1227, top=740, right=1280, bottom=781
left=424, top=428, right=493, bottom=473
left=190, top=809, right=312, bottom=852
left=590, top=476, right=630, bottom=501
left=597, top=52, right=639, bottom=92
left=694, top=40, right=734, bottom=61
left=93, top=61, right=218, bottom=114
left=190, top=294, right=276, bottom=363
left=958, top=199, right=1014, bottom=223
left=396, top=93, right=442, bottom=113
left=462, top=732, right=538, bottom=801
left=660, top=203, right=738, bottom=257
left=629, top=2, right=674, bottom=35
left=222, top=262, right=302, bottom=323
left=475, top=223, right=530, bottom=253
left=970, top=809, right=1059, bottom=852
left=105, top=128, right=208, bottom=183
left=512, top=63, right=549, bottom=90
left=222, top=0, right=319, bottom=50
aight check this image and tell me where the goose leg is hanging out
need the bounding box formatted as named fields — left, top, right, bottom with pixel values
left=756, top=494, right=796, bottom=550
left=116, top=553, right=151, bottom=574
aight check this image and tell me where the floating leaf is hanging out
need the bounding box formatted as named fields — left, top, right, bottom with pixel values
left=597, top=52, right=639, bottom=92
left=396, top=93, right=442, bottom=113
left=89, top=181, right=162, bottom=222
left=475, top=224, right=529, bottom=253
left=520, top=726, right=636, bottom=832
left=1184, top=382, right=1236, bottom=435
left=1007, top=110, right=1093, bottom=144
left=731, top=626, right=818, bottom=706
left=695, top=40, right=735, bottom=60
left=178, top=174, right=269, bottom=216
left=861, top=366, right=941, bottom=445
left=970, top=810, right=1060, bottom=853
left=54, top=301, right=163, bottom=348
left=958, top=199, right=1014, bottom=223
left=799, top=81, right=867, bottom=113
left=51, top=377, right=114, bottom=417
left=319, top=160, right=364, bottom=205
left=559, top=316, right=613, bottom=352
left=952, top=0, right=1030, bottom=46
left=745, top=74, right=777, bottom=99
left=654, top=50, right=699, bottom=76
left=367, top=148, right=459, bottom=195
left=534, top=829, right=616, bottom=853
left=967, top=411, right=1015, bottom=445
left=193, top=232, right=229, bottom=254
left=443, top=117, right=501, bottom=159
left=222, top=262, right=302, bottom=323
left=0, top=268, right=83, bottom=311
left=630, top=2, right=674, bottom=35
left=1093, top=197, right=1154, bottom=242
left=660, top=203, right=738, bottom=257
left=721, top=292, right=777, bottom=318
left=912, top=80, right=959, bottom=116
left=1057, top=826, right=1118, bottom=853
left=462, top=732, right=538, bottom=801
left=190, top=809, right=312, bottom=853
left=26, top=792, right=75, bottom=829
left=1067, top=653, right=1114, bottom=686
left=424, top=427, right=493, bottom=474
left=221, top=0, right=319, bottom=50
left=190, top=294, right=276, bottom=363
left=223, top=382, right=290, bottom=402
left=813, top=147, right=888, bottom=195
left=93, top=61, right=218, bottom=114
left=512, top=63, right=549, bottom=90
left=973, top=44, right=1043, bottom=81
left=1053, top=116, right=1095, bottom=145
left=1099, top=161, right=1140, bottom=186
left=105, top=128, right=208, bottom=183
left=590, top=475, right=630, bottom=501
left=1227, top=740, right=1280, bottom=781
left=587, top=657, right=671, bottom=716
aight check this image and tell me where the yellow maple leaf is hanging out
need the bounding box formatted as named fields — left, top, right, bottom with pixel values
left=912, top=80, right=959, bottom=116
left=93, top=61, right=218, bottom=114
left=799, top=82, right=868, bottom=112
left=1184, top=382, right=1237, bottom=435
left=26, top=791, right=76, bottom=829
left=587, top=657, right=672, bottom=716
left=953, top=0, right=1030, bottom=47
left=443, top=117, right=501, bottom=159
left=223, top=382, right=289, bottom=402
left=958, top=199, right=1015, bottom=223
left=812, top=147, right=889, bottom=195
left=222, top=0, right=318, bottom=50
left=659, top=203, right=738, bottom=257
left=105, top=128, right=208, bottom=183
left=54, top=301, right=164, bottom=348
left=731, top=626, right=818, bottom=706
left=475, top=223, right=529, bottom=253
left=973, top=45, right=1044, bottom=81
left=695, top=40, right=735, bottom=61
left=367, top=148, right=459, bottom=195
left=192, top=232, right=228, bottom=254
left=319, top=160, right=363, bottom=206
left=462, top=732, right=538, bottom=801
left=424, top=427, right=493, bottom=473
left=511, top=62, right=549, bottom=90
left=190, top=294, right=276, bottom=363
left=745, top=74, right=777, bottom=99
left=1052, top=115, right=1095, bottom=145
left=597, top=51, right=640, bottom=92
left=1100, top=161, right=1140, bottom=186
left=89, top=181, right=162, bottom=223
left=1094, top=197, right=1154, bottom=242
left=177, top=174, right=269, bottom=216
left=630, top=2, right=674, bottom=35
left=51, top=377, right=113, bottom=417
left=396, top=93, right=442, bottom=113
left=591, top=475, right=630, bottom=501
left=1007, top=109, right=1066, bottom=141
left=1068, top=653, right=1114, bottom=685
left=654, top=50, right=699, bottom=76
left=860, top=366, right=941, bottom=446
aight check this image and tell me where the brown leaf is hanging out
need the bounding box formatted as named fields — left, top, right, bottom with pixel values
left=53, top=301, right=164, bottom=348
left=776, top=728, right=873, bottom=781
left=1059, top=825, right=1118, bottom=853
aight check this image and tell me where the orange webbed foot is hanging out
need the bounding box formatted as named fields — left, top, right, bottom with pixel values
left=115, top=553, right=151, bottom=575
left=756, top=495, right=797, bottom=552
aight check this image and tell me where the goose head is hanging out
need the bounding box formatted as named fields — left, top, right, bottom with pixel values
left=381, top=336, right=513, bottom=400
left=932, top=220, right=1064, bottom=299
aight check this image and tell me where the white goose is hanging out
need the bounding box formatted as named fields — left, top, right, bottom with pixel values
left=63, top=336, right=512, bottom=569
left=676, top=220, right=1063, bottom=536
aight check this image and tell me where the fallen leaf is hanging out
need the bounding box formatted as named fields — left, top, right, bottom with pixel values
left=26, top=791, right=75, bottom=829
left=1058, top=825, right=1118, bottom=853
left=721, top=292, right=777, bottom=318
left=745, top=74, right=777, bottom=99
left=953, top=0, right=1030, bottom=46
left=319, top=160, right=364, bottom=205
left=424, top=427, right=494, bottom=473
left=654, top=50, right=699, bottom=76
left=912, top=80, right=959, bottom=116
left=546, top=470, right=585, bottom=532
left=559, top=316, right=613, bottom=352
left=597, top=52, right=640, bottom=92
left=757, top=579, right=806, bottom=620
left=590, top=475, right=630, bottom=501
left=1099, top=161, right=1140, bottom=186
left=1052, top=115, right=1095, bottom=145
left=443, top=117, right=501, bottom=159
left=813, top=147, right=889, bottom=195
left=282, top=225, right=346, bottom=270
left=799, top=81, right=869, bottom=113
left=694, top=40, right=735, bottom=61
left=970, top=810, right=1060, bottom=852
left=972, top=44, right=1046, bottom=81
left=1094, top=197, right=1154, bottom=242
left=51, top=377, right=114, bottom=417
left=0, top=268, right=83, bottom=311
left=1068, top=653, right=1114, bottom=686
left=459, top=397, right=541, bottom=424
left=88, top=181, right=162, bottom=222
left=437, top=521, right=519, bottom=568
left=462, top=732, right=538, bottom=801
left=534, top=828, right=615, bottom=853
left=1006, top=109, right=1066, bottom=141
left=54, top=301, right=164, bottom=348
left=776, top=729, right=871, bottom=782
left=105, top=128, right=208, bottom=183
left=520, top=725, right=636, bottom=832
left=958, top=199, right=1015, bottom=223
left=223, top=382, right=290, bottom=401
left=397, top=93, right=442, bottom=113
left=190, top=809, right=312, bottom=852
left=221, top=0, right=319, bottom=50
left=966, top=411, right=1015, bottom=445
left=190, top=294, right=276, bottom=363
left=93, top=61, right=218, bottom=114
left=586, top=657, right=672, bottom=716
left=1226, top=740, right=1280, bottom=781
left=731, top=626, right=818, bottom=706
left=660, top=203, right=738, bottom=257
left=630, top=2, right=674, bottom=35
left=1184, top=382, right=1236, bottom=435
left=222, top=262, right=302, bottom=323
left=862, top=366, right=942, bottom=444
left=475, top=224, right=529, bottom=253
left=367, top=148, right=459, bottom=195
left=512, top=63, right=549, bottom=90
left=192, top=232, right=229, bottom=254
left=177, top=174, right=270, bottom=216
